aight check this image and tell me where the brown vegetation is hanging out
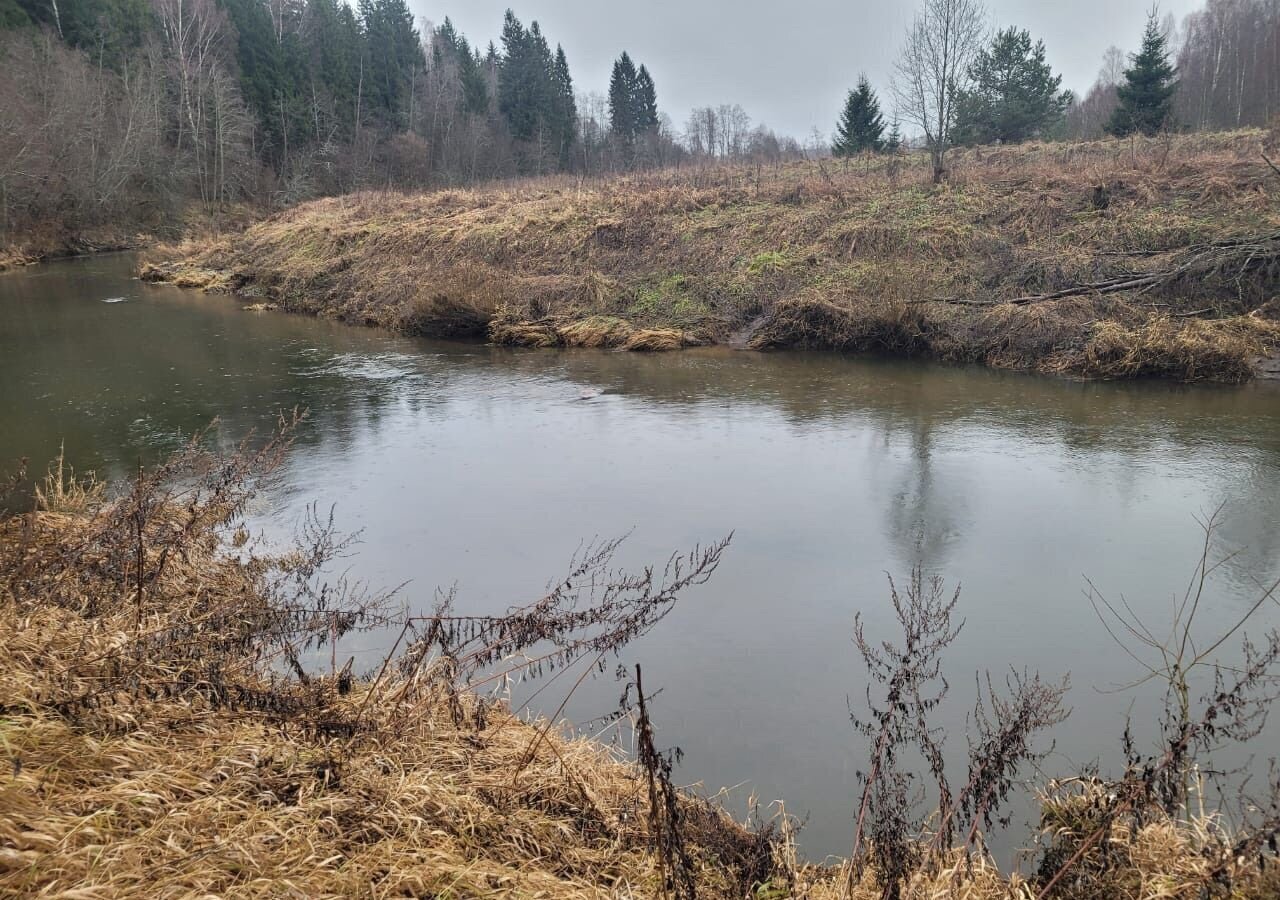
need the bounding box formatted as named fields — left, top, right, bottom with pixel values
left=3, top=427, right=1280, bottom=897
left=142, top=131, right=1280, bottom=381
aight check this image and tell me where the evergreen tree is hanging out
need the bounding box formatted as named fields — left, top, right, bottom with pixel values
left=551, top=44, right=577, bottom=164
left=607, top=53, right=658, bottom=144
left=635, top=64, right=658, bottom=132
left=498, top=10, right=537, bottom=139
left=361, top=0, right=424, bottom=129
left=1107, top=11, right=1178, bottom=136
left=886, top=119, right=902, bottom=153
left=436, top=17, right=488, bottom=115
left=304, top=0, right=363, bottom=139
left=496, top=11, right=574, bottom=171
left=224, top=0, right=310, bottom=168
left=953, top=28, right=1071, bottom=145
left=832, top=76, right=885, bottom=156
left=15, top=0, right=150, bottom=65
left=608, top=51, right=639, bottom=141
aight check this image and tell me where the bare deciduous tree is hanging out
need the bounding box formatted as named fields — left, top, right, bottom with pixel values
left=892, top=0, right=988, bottom=183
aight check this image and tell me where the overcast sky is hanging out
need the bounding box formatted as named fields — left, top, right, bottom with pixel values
left=407, top=0, right=1203, bottom=140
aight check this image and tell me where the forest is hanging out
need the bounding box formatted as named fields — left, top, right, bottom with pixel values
left=0, top=0, right=1278, bottom=248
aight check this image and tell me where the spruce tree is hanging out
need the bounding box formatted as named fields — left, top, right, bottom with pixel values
left=359, top=0, right=423, bottom=128
left=635, top=64, right=659, bottom=132
left=608, top=52, right=639, bottom=141
left=832, top=76, right=885, bottom=156
left=498, top=10, right=537, bottom=140
left=15, top=0, right=150, bottom=65
left=551, top=44, right=577, bottom=165
left=1107, top=11, right=1178, bottom=136
left=953, top=28, right=1071, bottom=145
left=886, top=119, right=902, bottom=153
left=436, top=18, right=488, bottom=115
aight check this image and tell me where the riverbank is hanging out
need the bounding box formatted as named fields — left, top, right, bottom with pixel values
left=139, top=130, right=1280, bottom=382
left=0, top=226, right=145, bottom=272
left=0, top=204, right=262, bottom=274
left=3, top=431, right=1279, bottom=897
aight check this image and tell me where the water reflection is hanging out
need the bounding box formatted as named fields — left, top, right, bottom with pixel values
left=4, top=253, right=1280, bottom=864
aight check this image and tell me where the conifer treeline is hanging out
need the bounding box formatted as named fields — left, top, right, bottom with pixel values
left=837, top=0, right=1279, bottom=156
left=0, top=0, right=807, bottom=240
left=2, top=0, right=1277, bottom=244
left=1068, top=0, right=1279, bottom=139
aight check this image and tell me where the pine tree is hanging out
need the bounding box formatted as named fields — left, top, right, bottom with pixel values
left=608, top=51, right=639, bottom=141
left=832, top=76, right=885, bottom=156
left=953, top=28, right=1071, bottom=145
left=1107, top=11, right=1178, bottom=136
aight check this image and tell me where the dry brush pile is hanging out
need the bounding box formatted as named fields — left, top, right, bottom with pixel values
left=141, top=130, right=1280, bottom=382
left=3, top=423, right=1280, bottom=898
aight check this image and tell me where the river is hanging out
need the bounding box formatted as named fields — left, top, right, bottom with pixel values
left=4, top=252, right=1280, bottom=864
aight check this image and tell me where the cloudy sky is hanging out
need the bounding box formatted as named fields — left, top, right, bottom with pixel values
left=408, top=0, right=1203, bottom=140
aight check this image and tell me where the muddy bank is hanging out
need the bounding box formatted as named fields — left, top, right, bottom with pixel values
left=140, top=131, right=1280, bottom=381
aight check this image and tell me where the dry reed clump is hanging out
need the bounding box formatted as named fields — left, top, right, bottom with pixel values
left=141, top=130, right=1280, bottom=380
left=489, top=312, right=691, bottom=351
left=620, top=328, right=686, bottom=352
left=558, top=314, right=638, bottom=347
left=1069, top=314, right=1280, bottom=382
left=1034, top=780, right=1280, bottom=900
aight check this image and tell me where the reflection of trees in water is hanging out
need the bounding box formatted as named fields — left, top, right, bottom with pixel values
left=882, top=413, right=966, bottom=575
left=8, top=255, right=1280, bottom=570
left=0, top=255, right=458, bottom=483
left=1207, top=452, right=1280, bottom=596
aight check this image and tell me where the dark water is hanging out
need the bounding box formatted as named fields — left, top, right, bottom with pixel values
left=4, top=253, right=1280, bottom=864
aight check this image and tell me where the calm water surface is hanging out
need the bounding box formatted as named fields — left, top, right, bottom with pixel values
left=4, top=254, right=1280, bottom=863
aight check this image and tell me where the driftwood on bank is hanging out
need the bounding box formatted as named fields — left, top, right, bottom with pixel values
left=909, top=230, right=1280, bottom=309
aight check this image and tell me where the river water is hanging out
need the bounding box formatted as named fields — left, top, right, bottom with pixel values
left=4, top=253, right=1280, bottom=863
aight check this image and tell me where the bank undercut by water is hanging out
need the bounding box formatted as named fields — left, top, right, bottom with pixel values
left=140, top=131, right=1280, bottom=383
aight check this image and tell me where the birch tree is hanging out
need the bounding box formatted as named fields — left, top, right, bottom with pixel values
left=893, top=0, right=987, bottom=182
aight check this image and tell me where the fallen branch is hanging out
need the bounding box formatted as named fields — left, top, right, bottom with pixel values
left=1264, top=151, right=1280, bottom=180
left=909, top=231, right=1280, bottom=309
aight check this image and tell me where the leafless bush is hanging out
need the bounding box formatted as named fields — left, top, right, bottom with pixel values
left=1037, top=510, right=1280, bottom=897
left=624, top=663, right=698, bottom=899
left=845, top=568, right=1067, bottom=900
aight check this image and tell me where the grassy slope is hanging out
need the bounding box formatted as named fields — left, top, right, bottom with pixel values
left=141, top=130, right=1280, bottom=381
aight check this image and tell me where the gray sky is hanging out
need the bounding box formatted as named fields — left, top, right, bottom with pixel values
left=408, top=0, right=1203, bottom=140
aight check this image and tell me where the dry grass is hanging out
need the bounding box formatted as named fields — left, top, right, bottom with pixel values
left=141, top=130, right=1280, bottom=380
left=1069, top=314, right=1280, bottom=381
left=3, top=432, right=1279, bottom=897
left=0, top=431, right=779, bottom=898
